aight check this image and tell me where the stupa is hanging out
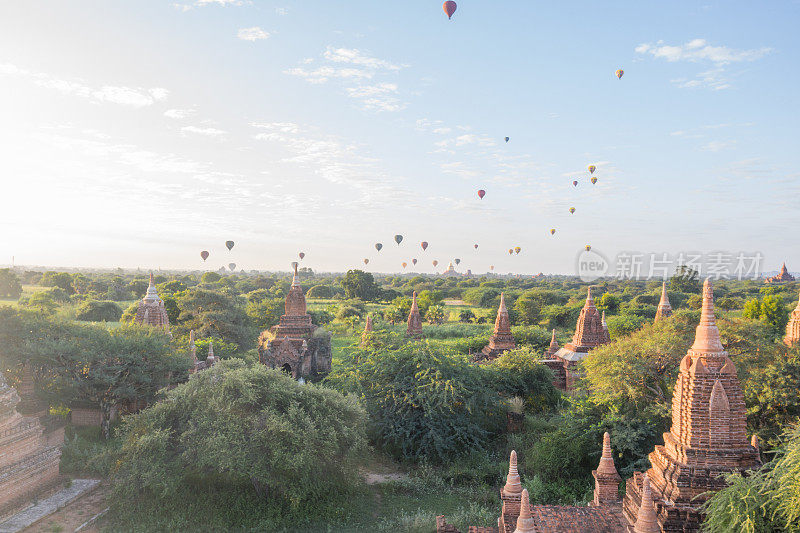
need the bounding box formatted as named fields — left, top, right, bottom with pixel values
left=654, top=282, right=672, bottom=322
left=441, top=262, right=460, bottom=277
left=406, top=291, right=423, bottom=338
left=543, top=329, right=560, bottom=358
left=622, top=278, right=761, bottom=532
left=765, top=262, right=795, bottom=283
left=258, top=264, right=332, bottom=378
left=476, top=293, right=516, bottom=361
left=0, top=372, right=62, bottom=517
left=134, top=272, right=170, bottom=331
left=784, top=291, right=800, bottom=347
left=361, top=315, right=374, bottom=344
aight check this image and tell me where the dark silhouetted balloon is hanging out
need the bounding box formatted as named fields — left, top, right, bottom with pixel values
left=454, top=258, right=461, bottom=265
left=200, top=251, right=209, bottom=261
left=375, top=243, right=383, bottom=252
left=474, top=244, right=479, bottom=249
left=228, top=263, right=236, bottom=271
left=573, top=180, right=578, bottom=187
left=363, top=258, right=369, bottom=265
left=504, top=136, right=510, bottom=143
left=225, top=240, right=234, bottom=251
left=443, top=1, right=457, bottom=19
left=412, top=258, right=418, bottom=265
left=299, top=252, right=305, bottom=260
left=478, top=189, right=486, bottom=199
left=421, top=241, right=429, bottom=251
left=394, top=234, right=403, bottom=245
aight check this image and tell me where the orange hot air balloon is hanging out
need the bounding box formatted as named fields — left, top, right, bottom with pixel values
left=569, top=207, right=575, bottom=214
left=364, top=258, right=369, bottom=265
left=200, top=250, right=209, bottom=261
left=443, top=1, right=457, bottom=19
left=432, top=260, right=439, bottom=267
left=508, top=249, right=513, bottom=255
left=421, top=241, right=429, bottom=251
left=412, top=258, right=418, bottom=265
left=550, top=229, right=556, bottom=235
left=585, top=244, right=592, bottom=251
left=588, top=165, right=596, bottom=174
left=514, top=247, right=521, bottom=255
left=299, top=252, right=305, bottom=260
left=477, top=189, right=486, bottom=199
left=616, top=69, right=624, bottom=79
left=572, top=180, right=578, bottom=187
left=474, top=244, right=479, bottom=249
left=591, top=177, right=598, bottom=185
left=490, top=265, right=495, bottom=270
left=402, top=262, right=407, bottom=269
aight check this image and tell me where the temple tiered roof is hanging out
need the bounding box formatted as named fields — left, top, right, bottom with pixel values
left=766, top=262, right=795, bottom=283
left=478, top=293, right=516, bottom=360
left=134, top=272, right=170, bottom=331
left=554, top=287, right=609, bottom=362
left=654, top=282, right=672, bottom=322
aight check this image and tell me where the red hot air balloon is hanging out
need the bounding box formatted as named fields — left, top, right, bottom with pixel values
left=412, top=258, right=418, bottom=265
left=474, top=244, right=479, bottom=250
left=299, top=252, right=305, bottom=260
left=572, top=180, right=578, bottom=187
left=421, top=241, right=429, bottom=251
left=200, top=251, right=209, bottom=262
left=478, top=189, right=486, bottom=199
left=443, top=1, right=457, bottom=19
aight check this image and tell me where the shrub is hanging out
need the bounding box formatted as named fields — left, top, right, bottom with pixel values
left=75, top=300, right=123, bottom=322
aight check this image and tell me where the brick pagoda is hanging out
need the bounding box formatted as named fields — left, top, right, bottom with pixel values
left=654, top=282, right=672, bottom=322
left=258, top=264, right=332, bottom=378
left=765, top=262, right=795, bottom=283
left=134, top=272, right=170, bottom=331
left=542, top=287, right=610, bottom=391
left=476, top=293, right=516, bottom=361
left=436, top=436, right=625, bottom=532
left=406, top=291, right=423, bottom=338
left=784, top=291, right=800, bottom=347
left=362, top=315, right=374, bottom=344
left=622, top=278, right=761, bottom=532
left=0, top=372, right=62, bottom=518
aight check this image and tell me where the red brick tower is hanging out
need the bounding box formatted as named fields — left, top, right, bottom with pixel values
left=407, top=291, right=423, bottom=338
left=543, top=329, right=559, bottom=358
left=362, top=315, right=374, bottom=344
left=592, top=432, right=622, bottom=507
left=623, top=278, right=761, bottom=532
left=784, top=291, right=800, bottom=347
left=565, top=287, right=607, bottom=353
left=480, top=293, right=517, bottom=360
left=655, top=282, right=673, bottom=322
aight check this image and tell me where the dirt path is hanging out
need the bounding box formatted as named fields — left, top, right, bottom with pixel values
left=23, top=484, right=109, bottom=533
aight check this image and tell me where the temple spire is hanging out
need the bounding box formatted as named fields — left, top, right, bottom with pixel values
left=690, top=278, right=724, bottom=353
left=586, top=285, right=594, bottom=304
left=503, top=450, right=523, bottom=495
left=291, top=262, right=300, bottom=287
left=592, top=432, right=622, bottom=506
left=597, top=432, right=618, bottom=476
left=406, top=292, right=423, bottom=337
left=206, top=340, right=215, bottom=365
left=362, top=315, right=374, bottom=344
left=513, top=489, right=536, bottom=533
left=655, top=282, right=673, bottom=322
left=633, top=475, right=660, bottom=533
left=189, top=330, right=197, bottom=363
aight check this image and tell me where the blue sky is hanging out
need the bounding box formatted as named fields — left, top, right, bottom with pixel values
left=1, top=1, right=798, bottom=275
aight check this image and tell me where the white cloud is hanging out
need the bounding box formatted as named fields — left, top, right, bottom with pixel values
left=0, top=63, right=168, bottom=108
left=323, top=47, right=404, bottom=71
left=635, top=39, right=771, bottom=64
left=181, top=126, right=227, bottom=138
left=284, top=66, right=372, bottom=84
left=237, top=27, right=270, bottom=41
left=275, top=7, right=288, bottom=15
left=700, top=140, right=736, bottom=152
left=164, top=108, right=196, bottom=119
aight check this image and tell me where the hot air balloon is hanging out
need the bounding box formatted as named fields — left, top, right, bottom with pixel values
left=363, top=258, right=369, bottom=265
left=443, top=0, right=457, bottom=19
left=572, top=180, right=578, bottom=187
left=432, top=260, right=439, bottom=267
left=412, top=258, right=418, bottom=265
left=299, top=252, right=305, bottom=260
left=514, top=247, right=521, bottom=255
left=228, top=263, right=236, bottom=271
left=591, top=177, right=598, bottom=185
left=375, top=243, right=383, bottom=252
left=200, top=251, right=209, bottom=261
left=585, top=245, right=592, bottom=251
left=478, top=189, right=486, bottom=199
left=402, top=262, right=407, bottom=269
left=474, top=244, right=479, bottom=250
left=508, top=249, right=513, bottom=255
left=225, top=240, right=234, bottom=251
left=616, top=69, right=624, bottom=79
left=454, top=258, right=461, bottom=265
left=394, top=234, right=403, bottom=245
left=504, top=136, right=510, bottom=143
left=421, top=241, right=429, bottom=251
left=490, top=265, right=495, bottom=270
left=550, top=229, right=556, bottom=235
left=588, top=165, right=596, bottom=174
left=569, top=207, right=575, bottom=214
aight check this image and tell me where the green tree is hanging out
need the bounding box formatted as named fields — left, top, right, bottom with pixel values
left=75, top=300, right=123, bottom=322
left=669, top=265, right=701, bottom=293
left=40, top=271, right=75, bottom=294
left=0, top=269, right=22, bottom=299
left=760, top=294, right=789, bottom=334
left=246, top=298, right=284, bottom=331
left=340, top=270, right=380, bottom=301
left=596, top=293, right=621, bottom=314
left=200, top=271, right=222, bottom=284
left=176, top=288, right=257, bottom=350
left=20, top=290, right=60, bottom=314
left=425, top=304, right=446, bottom=324
left=459, top=309, right=476, bottom=323
left=71, top=274, right=92, bottom=295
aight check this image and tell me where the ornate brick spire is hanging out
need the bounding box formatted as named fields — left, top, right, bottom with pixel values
left=134, top=272, right=170, bottom=331
left=593, top=432, right=622, bottom=506
left=478, top=293, right=516, bottom=360
left=503, top=450, right=523, bottom=495
left=285, top=263, right=308, bottom=316
left=495, top=293, right=512, bottom=335
left=766, top=262, right=795, bottom=283
left=654, top=282, right=672, bottom=322
left=407, top=291, right=423, bottom=338
left=544, top=329, right=560, bottom=358
left=513, top=489, right=536, bottom=533
left=623, top=278, right=761, bottom=531
left=189, top=330, right=198, bottom=364
left=633, top=475, right=660, bottom=533
left=565, top=286, right=607, bottom=352
left=784, top=291, right=800, bottom=347
left=362, top=315, right=374, bottom=344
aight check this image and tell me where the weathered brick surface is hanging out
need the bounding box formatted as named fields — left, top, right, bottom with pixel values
left=765, top=262, right=795, bottom=283
left=784, top=291, right=800, bottom=347
left=654, top=282, right=672, bottom=322
left=406, top=291, right=423, bottom=338
left=477, top=293, right=516, bottom=361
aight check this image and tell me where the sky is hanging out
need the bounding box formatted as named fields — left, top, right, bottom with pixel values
left=1, top=1, right=798, bottom=275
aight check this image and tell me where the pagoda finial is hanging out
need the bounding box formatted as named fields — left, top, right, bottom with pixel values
left=513, top=489, right=536, bottom=533
left=690, top=278, right=724, bottom=353
left=499, top=292, right=507, bottom=312
left=503, top=450, right=523, bottom=495
left=586, top=286, right=594, bottom=304
left=596, top=432, right=618, bottom=476
left=149, top=271, right=155, bottom=287
left=550, top=329, right=557, bottom=347
left=364, top=315, right=373, bottom=333
left=206, top=340, right=215, bottom=364
left=633, top=474, right=660, bottom=533
left=291, top=262, right=300, bottom=287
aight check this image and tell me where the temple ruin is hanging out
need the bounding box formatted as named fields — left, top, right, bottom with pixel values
left=654, top=282, right=672, bottom=322
left=406, top=291, right=423, bottom=338
left=134, top=272, right=170, bottom=331
left=475, top=293, right=516, bottom=361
